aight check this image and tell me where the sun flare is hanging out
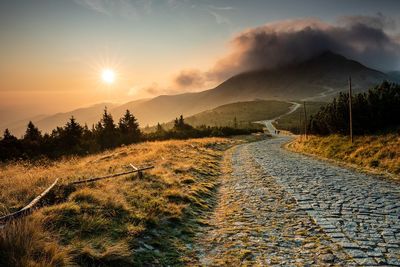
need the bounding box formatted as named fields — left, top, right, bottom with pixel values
left=101, top=69, right=115, bottom=84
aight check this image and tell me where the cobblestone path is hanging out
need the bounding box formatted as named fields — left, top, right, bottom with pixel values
left=195, top=143, right=352, bottom=266
left=251, top=137, right=400, bottom=266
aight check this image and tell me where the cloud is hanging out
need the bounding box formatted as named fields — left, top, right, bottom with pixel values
left=194, top=15, right=400, bottom=83
left=173, top=69, right=207, bottom=89
left=208, top=10, right=230, bottom=25
left=74, top=0, right=112, bottom=16
left=128, top=82, right=178, bottom=98
left=208, top=5, right=235, bottom=11
left=206, top=4, right=234, bottom=25
left=74, top=0, right=152, bottom=19
left=338, top=13, right=396, bottom=30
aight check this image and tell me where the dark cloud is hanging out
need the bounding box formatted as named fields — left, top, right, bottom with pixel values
left=198, top=15, right=400, bottom=83
left=174, top=69, right=206, bottom=89
left=338, top=13, right=396, bottom=30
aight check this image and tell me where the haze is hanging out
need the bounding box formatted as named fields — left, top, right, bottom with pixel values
left=1, top=0, right=400, bottom=125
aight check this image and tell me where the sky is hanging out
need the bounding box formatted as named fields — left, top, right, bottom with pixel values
left=1, top=0, right=400, bottom=122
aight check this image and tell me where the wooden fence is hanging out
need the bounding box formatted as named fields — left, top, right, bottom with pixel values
left=0, top=164, right=153, bottom=226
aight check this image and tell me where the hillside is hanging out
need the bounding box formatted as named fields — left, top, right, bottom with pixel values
left=125, top=52, right=388, bottom=127
left=289, top=134, right=400, bottom=177
left=3, top=100, right=147, bottom=137
left=157, top=100, right=292, bottom=130
left=274, top=102, right=326, bottom=134
left=3, top=52, right=391, bottom=136
left=0, top=138, right=237, bottom=266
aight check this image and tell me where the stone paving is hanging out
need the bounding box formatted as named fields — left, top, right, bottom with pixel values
left=251, top=137, right=400, bottom=266
left=195, top=144, right=352, bottom=266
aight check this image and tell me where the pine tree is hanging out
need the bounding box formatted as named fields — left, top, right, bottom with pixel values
left=118, top=109, right=141, bottom=144
left=3, top=129, right=16, bottom=142
left=62, top=116, right=84, bottom=153
left=97, top=107, right=117, bottom=149
left=22, top=121, right=42, bottom=157
left=24, top=121, right=42, bottom=141
left=156, top=123, right=164, bottom=133
left=0, top=129, right=21, bottom=161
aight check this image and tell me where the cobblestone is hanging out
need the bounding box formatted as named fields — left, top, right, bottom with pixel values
left=251, top=137, right=400, bottom=266
left=194, top=143, right=352, bottom=266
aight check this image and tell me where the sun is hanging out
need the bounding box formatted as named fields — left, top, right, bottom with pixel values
left=101, top=69, right=115, bottom=84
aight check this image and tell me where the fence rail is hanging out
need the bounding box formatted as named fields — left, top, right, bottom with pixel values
left=0, top=178, right=59, bottom=224
left=70, top=166, right=154, bottom=185
left=0, top=164, right=154, bottom=226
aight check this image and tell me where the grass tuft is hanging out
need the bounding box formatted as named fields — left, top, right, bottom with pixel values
left=0, top=217, right=72, bottom=267
left=289, top=134, right=400, bottom=178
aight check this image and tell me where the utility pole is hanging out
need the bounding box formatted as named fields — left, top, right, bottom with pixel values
left=299, top=107, right=302, bottom=136
left=303, top=101, right=307, bottom=140
left=348, top=76, right=353, bottom=144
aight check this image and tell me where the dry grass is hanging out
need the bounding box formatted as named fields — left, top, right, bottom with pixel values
left=289, top=134, right=400, bottom=178
left=0, top=217, right=72, bottom=267
left=0, top=137, right=239, bottom=266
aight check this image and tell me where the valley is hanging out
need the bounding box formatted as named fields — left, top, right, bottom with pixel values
left=2, top=52, right=395, bottom=137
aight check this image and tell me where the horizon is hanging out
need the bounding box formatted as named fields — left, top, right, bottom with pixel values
left=1, top=2, right=400, bottom=265
left=1, top=0, right=400, bottom=126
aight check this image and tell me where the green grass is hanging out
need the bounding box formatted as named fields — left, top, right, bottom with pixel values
left=274, top=102, right=325, bottom=134
left=150, top=100, right=292, bottom=132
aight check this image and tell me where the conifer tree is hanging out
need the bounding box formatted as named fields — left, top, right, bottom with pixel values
left=118, top=109, right=141, bottom=144
left=24, top=121, right=42, bottom=142
left=98, top=107, right=117, bottom=149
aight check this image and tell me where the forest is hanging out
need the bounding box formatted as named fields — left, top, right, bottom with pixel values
left=0, top=110, right=257, bottom=162
left=308, top=81, right=400, bottom=135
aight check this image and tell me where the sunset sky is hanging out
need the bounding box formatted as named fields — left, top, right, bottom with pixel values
left=1, top=0, right=400, bottom=123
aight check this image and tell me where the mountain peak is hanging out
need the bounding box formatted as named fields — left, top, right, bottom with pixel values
left=307, top=51, right=350, bottom=64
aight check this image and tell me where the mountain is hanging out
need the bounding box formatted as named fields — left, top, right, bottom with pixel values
left=387, top=71, right=400, bottom=82
left=2, top=52, right=393, bottom=136
left=126, top=51, right=389, bottom=126
left=157, top=100, right=293, bottom=130
left=2, top=103, right=113, bottom=137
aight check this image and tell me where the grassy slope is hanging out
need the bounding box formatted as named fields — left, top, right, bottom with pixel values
left=150, top=100, right=292, bottom=132
left=0, top=138, right=239, bottom=266
left=288, top=134, right=400, bottom=178
left=274, top=102, right=325, bottom=134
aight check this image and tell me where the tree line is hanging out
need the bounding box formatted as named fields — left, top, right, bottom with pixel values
left=0, top=110, right=258, bottom=162
left=308, top=81, right=400, bottom=135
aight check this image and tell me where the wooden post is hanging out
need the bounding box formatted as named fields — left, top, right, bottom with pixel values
left=348, top=76, right=353, bottom=144
left=299, top=106, right=302, bottom=137
left=303, top=101, right=307, bottom=140
left=130, top=163, right=143, bottom=179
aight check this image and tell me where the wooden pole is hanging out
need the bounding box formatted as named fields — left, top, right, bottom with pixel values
left=299, top=107, right=302, bottom=137
left=303, top=101, right=307, bottom=140
left=349, top=76, right=353, bottom=144
left=70, top=166, right=154, bottom=185
left=0, top=178, right=59, bottom=223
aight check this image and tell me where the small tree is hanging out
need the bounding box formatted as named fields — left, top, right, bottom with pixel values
left=62, top=116, right=84, bottom=154
left=22, top=121, right=43, bottom=157
left=97, top=107, right=117, bottom=149
left=118, top=109, right=141, bottom=144
left=0, top=129, right=21, bottom=161
left=24, top=121, right=42, bottom=142
left=173, top=115, right=192, bottom=131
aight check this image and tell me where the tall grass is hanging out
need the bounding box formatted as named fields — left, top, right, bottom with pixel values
left=0, top=217, right=72, bottom=267
left=289, top=134, right=400, bottom=177
left=0, top=137, right=236, bottom=265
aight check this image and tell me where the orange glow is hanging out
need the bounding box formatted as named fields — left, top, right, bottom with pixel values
left=101, top=69, right=115, bottom=84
